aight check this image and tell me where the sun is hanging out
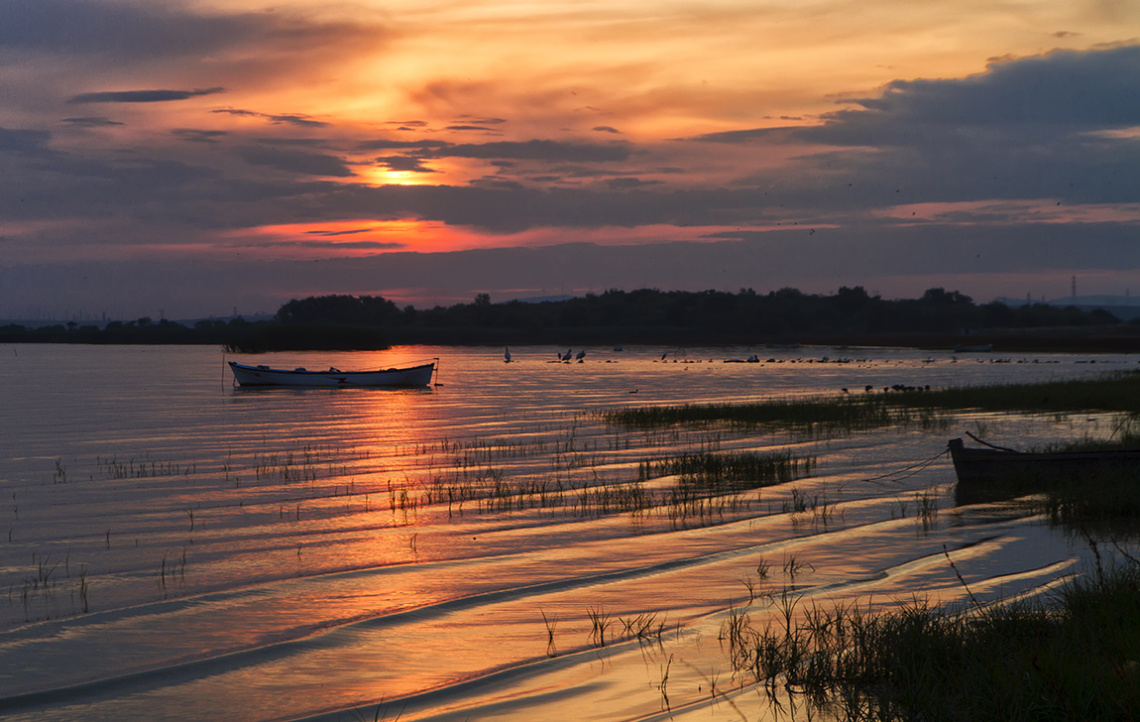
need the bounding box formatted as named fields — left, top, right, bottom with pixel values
left=358, top=166, right=433, bottom=187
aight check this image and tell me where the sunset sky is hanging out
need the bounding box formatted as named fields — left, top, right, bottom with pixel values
left=2, top=0, right=1139, bottom=319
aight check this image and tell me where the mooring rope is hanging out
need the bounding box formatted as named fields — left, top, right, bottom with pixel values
left=861, top=447, right=950, bottom=486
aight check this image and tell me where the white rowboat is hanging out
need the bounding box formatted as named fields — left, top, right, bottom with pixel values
left=229, top=360, right=435, bottom=387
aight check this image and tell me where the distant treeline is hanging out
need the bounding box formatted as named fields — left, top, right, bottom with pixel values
left=0, top=316, right=389, bottom=352
left=0, top=287, right=1126, bottom=351
left=272, top=287, right=1122, bottom=344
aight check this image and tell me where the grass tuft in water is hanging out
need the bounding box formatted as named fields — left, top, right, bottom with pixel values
left=653, top=450, right=815, bottom=492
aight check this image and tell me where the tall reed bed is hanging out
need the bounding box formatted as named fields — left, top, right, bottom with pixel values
left=719, top=550, right=1140, bottom=721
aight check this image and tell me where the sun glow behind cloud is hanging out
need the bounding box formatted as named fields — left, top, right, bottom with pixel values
left=357, top=167, right=436, bottom=187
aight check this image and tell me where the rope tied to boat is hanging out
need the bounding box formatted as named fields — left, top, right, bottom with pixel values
left=861, top=447, right=950, bottom=486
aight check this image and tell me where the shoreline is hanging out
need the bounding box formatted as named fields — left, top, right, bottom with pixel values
left=6, top=325, right=1140, bottom=354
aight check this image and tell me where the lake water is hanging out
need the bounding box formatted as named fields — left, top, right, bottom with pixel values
left=0, top=343, right=1136, bottom=721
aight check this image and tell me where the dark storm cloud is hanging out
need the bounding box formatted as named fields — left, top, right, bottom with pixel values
left=237, top=146, right=354, bottom=177
left=675, top=44, right=1140, bottom=211
left=306, top=228, right=372, bottom=237
left=453, top=116, right=507, bottom=125
left=68, top=87, right=225, bottom=104
left=687, top=127, right=782, bottom=143
left=2, top=0, right=384, bottom=61
left=430, top=139, right=631, bottom=162
left=376, top=156, right=438, bottom=173
left=687, top=45, right=1140, bottom=151
left=212, top=109, right=329, bottom=128
left=281, top=240, right=405, bottom=250
left=605, top=177, right=662, bottom=189
left=800, top=44, right=1140, bottom=155
left=2, top=0, right=244, bottom=57
left=61, top=117, right=125, bottom=127
left=173, top=129, right=228, bottom=144
left=350, top=138, right=633, bottom=179
left=802, top=46, right=1140, bottom=206
left=836, top=45, right=1140, bottom=131
left=254, top=137, right=331, bottom=148
left=266, top=114, right=329, bottom=129
left=0, top=127, right=53, bottom=154
left=357, top=139, right=449, bottom=151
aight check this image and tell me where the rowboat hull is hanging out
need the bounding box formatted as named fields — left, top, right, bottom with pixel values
left=948, top=437, right=1140, bottom=485
left=229, top=361, right=435, bottom=387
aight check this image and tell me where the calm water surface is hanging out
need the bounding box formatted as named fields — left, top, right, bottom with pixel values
left=1, top=343, right=1136, bottom=720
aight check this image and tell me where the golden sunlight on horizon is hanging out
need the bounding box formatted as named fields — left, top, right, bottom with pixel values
left=231, top=220, right=464, bottom=255
left=225, top=220, right=785, bottom=257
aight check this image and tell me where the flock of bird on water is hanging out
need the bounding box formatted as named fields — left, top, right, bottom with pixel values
left=497, top=346, right=1078, bottom=399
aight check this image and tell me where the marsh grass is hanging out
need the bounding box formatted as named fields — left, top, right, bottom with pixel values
left=418, top=447, right=815, bottom=528
left=586, top=605, right=614, bottom=647
left=604, top=395, right=910, bottom=435
left=603, top=373, right=1140, bottom=434
left=1033, top=467, right=1140, bottom=533
left=719, top=553, right=1140, bottom=721
left=541, top=610, right=559, bottom=657
left=651, top=450, right=815, bottom=492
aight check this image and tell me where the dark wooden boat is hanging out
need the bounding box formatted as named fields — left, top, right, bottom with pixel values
left=948, top=436, right=1140, bottom=485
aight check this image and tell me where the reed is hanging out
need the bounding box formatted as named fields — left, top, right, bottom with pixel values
left=617, top=611, right=668, bottom=642
left=657, top=653, right=673, bottom=711
left=719, top=551, right=1140, bottom=721
left=653, top=450, right=815, bottom=492
left=1034, top=466, right=1140, bottom=532
left=413, top=444, right=814, bottom=529
left=586, top=605, right=614, bottom=647
left=78, top=566, right=88, bottom=613
left=914, top=487, right=940, bottom=532
left=541, top=610, right=559, bottom=657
